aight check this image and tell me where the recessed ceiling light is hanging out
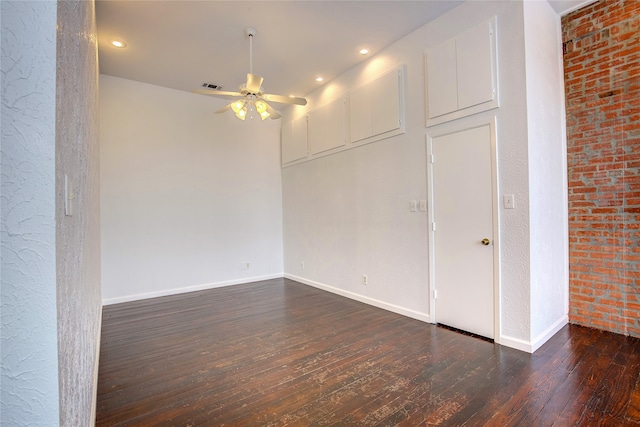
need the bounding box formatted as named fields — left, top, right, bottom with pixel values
left=109, top=39, right=127, bottom=48
left=359, top=48, right=369, bottom=55
left=315, top=76, right=324, bottom=82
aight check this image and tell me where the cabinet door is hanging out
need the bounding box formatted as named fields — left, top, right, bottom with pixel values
left=372, top=70, right=401, bottom=136
left=426, top=39, right=458, bottom=119
left=308, top=98, right=346, bottom=155
left=457, top=19, right=495, bottom=110
left=281, top=116, right=307, bottom=164
left=425, top=16, right=498, bottom=127
left=350, top=69, right=403, bottom=143
left=349, top=84, right=371, bottom=143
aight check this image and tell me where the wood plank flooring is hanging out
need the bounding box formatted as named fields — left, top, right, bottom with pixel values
left=96, top=278, right=640, bottom=426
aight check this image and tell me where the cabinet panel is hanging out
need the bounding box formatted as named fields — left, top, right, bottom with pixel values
left=426, top=39, right=458, bottom=119
left=308, top=97, right=346, bottom=155
left=325, top=98, right=347, bottom=151
left=282, top=66, right=405, bottom=168
left=372, top=70, right=401, bottom=135
left=349, top=84, right=371, bottom=143
left=281, top=116, right=307, bottom=164
left=425, top=16, right=498, bottom=127
left=307, top=108, right=326, bottom=155
left=350, top=68, right=404, bottom=143
left=457, top=20, right=494, bottom=110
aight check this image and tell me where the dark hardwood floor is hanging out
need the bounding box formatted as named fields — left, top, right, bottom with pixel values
left=97, top=278, right=640, bottom=426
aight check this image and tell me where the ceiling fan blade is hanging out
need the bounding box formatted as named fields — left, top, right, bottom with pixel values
left=246, top=73, right=264, bottom=93
left=193, top=89, right=243, bottom=98
left=262, top=93, right=307, bottom=106
left=265, top=103, right=281, bottom=120
left=215, top=103, right=233, bottom=114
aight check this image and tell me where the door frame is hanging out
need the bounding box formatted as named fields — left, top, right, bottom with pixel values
left=426, top=116, right=501, bottom=343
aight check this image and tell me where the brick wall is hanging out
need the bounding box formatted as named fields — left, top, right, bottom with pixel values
left=562, top=0, right=640, bottom=336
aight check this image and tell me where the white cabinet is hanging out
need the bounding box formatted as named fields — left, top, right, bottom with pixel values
left=281, top=116, right=307, bottom=164
left=426, top=16, right=498, bottom=126
left=426, top=39, right=458, bottom=119
left=456, top=20, right=495, bottom=110
left=349, top=85, right=371, bottom=143
left=281, top=66, right=405, bottom=167
left=308, top=97, right=347, bottom=155
left=349, top=68, right=403, bottom=143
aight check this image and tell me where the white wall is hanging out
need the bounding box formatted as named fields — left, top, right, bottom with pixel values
left=282, top=0, right=529, bottom=333
left=100, top=75, right=284, bottom=303
left=282, top=133, right=430, bottom=320
left=99, top=0, right=568, bottom=352
left=282, top=0, right=568, bottom=350
left=523, top=0, right=569, bottom=348
left=1, top=1, right=60, bottom=424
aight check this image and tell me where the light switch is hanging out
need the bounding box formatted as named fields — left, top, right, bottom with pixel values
left=64, top=174, right=73, bottom=216
left=410, top=200, right=418, bottom=212
left=419, top=200, right=427, bottom=212
left=503, top=194, right=515, bottom=209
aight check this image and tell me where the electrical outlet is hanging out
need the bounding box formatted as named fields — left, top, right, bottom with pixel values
left=362, top=274, right=368, bottom=285
left=301, top=261, right=305, bottom=270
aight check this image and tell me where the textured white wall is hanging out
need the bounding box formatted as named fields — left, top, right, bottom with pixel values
left=487, top=1, right=533, bottom=346
left=523, top=0, right=569, bottom=346
left=1, top=1, right=60, bottom=424
left=282, top=0, right=547, bottom=347
left=282, top=133, right=431, bottom=320
left=55, top=0, right=103, bottom=424
left=99, top=0, right=567, bottom=352
left=282, top=58, right=431, bottom=319
left=100, top=75, right=284, bottom=303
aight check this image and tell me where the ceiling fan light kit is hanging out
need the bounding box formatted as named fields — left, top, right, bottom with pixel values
left=194, top=27, right=307, bottom=121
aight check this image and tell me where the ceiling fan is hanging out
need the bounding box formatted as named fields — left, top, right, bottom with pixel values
left=193, top=27, right=307, bottom=121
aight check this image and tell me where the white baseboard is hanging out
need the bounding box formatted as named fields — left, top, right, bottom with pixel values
left=285, top=274, right=430, bottom=323
left=499, top=315, right=568, bottom=354
left=90, top=305, right=102, bottom=426
left=102, top=273, right=284, bottom=305
left=498, top=335, right=533, bottom=353
left=531, top=315, right=568, bottom=353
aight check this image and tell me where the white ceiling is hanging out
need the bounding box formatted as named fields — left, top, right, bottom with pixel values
left=548, top=0, right=596, bottom=15
left=96, top=0, right=593, bottom=100
left=96, top=0, right=464, bottom=98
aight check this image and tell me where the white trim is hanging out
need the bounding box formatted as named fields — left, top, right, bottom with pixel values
left=90, top=306, right=102, bottom=426
left=499, top=316, right=567, bottom=354
left=426, top=116, right=500, bottom=340
left=102, top=273, right=284, bottom=305
left=489, top=117, right=502, bottom=344
left=531, top=315, right=568, bottom=353
left=557, top=13, right=571, bottom=328
left=285, top=274, right=430, bottom=323
left=498, top=335, right=533, bottom=353
left=425, top=135, right=437, bottom=324
left=552, top=0, right=597, bottom=16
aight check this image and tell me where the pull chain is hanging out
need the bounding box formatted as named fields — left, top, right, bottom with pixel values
left=249, top=33, right=253, bottom=74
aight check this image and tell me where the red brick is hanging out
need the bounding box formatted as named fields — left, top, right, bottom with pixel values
left=565, top=1, right=639, bottom=338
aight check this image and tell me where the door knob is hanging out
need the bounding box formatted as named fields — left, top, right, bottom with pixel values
left=481, top=238, right=491, bottom=246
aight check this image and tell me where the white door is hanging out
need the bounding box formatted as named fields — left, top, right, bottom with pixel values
left=429, top=124, right=495, bottom=339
